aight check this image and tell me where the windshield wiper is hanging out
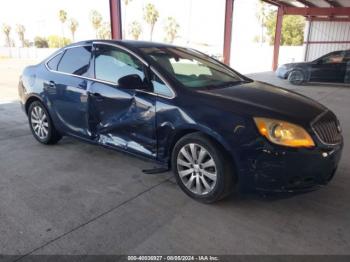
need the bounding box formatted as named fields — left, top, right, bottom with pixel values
left=215, top=80, right=246, bottom=88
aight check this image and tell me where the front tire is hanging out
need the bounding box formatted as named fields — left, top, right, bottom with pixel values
left=28, top=101, right=62, bottom=144
left=172, top=132, right=235, bottom=203
left=288, top=70, right=305, bottom=85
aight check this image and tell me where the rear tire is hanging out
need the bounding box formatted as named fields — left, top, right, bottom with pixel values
left=28, top=101, right=62, bottom=145
left=288, top=70, right=305, bottom=85
left=171, top=132, right=236, bottom=203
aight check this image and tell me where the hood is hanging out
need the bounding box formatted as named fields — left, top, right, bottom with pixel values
left=282, top=61, right=310, bottom=68
left=197, top=81, right=326, bottom=126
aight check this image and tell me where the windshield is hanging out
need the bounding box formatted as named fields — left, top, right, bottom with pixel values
left=140, top=47, right=247, bottom=89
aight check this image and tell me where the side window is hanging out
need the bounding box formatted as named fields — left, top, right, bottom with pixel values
left=152, top=73, right=174, bottom=98
left=47, top=52, right=63, bottom=70
left=94, top=44, right=144, bottom=84
left=322, top=52, right=344, bottom=64
left=57, top=46, right=92, bottom=76
left=343, top=52, right=350, bottom=63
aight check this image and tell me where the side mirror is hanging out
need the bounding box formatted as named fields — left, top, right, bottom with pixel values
left=118, top=74, right=144, bottom=90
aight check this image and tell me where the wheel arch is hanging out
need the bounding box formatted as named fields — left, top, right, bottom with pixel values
left=167, top=127, right=238, bottom=175
left=24, top=95, right=44, bottom=115
left=288, top=67, right=308, bottom=80
left=26, top=95, right=62, bottom=144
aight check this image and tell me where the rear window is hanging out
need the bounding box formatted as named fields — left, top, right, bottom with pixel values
left=57, top=46, right=92, bottom=76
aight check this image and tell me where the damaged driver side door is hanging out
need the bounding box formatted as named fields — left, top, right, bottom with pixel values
left=88, top=43, right=157, bottom=159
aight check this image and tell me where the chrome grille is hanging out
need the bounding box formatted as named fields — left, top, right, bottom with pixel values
left=312, top=111, right=342, bottom=145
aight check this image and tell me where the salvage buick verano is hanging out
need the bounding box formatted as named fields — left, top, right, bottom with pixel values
left=18, top=40, right=343, bottom=203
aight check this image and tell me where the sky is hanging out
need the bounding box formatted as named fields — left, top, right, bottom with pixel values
left=0, top=0, right=265, bottom=55
left=0, top=0, right=110, bottom=42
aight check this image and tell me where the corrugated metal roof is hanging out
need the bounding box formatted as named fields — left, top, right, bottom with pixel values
left=263, top=0, right=350, bottom=20
left=264, top=0, right=350, bottom=8
left=305, top=21, right=350, bottom=61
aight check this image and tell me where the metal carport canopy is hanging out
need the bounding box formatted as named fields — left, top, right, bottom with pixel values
left=263, top=0, right=350, bottom=70
left=108, top=0, right=234, bottom=65
left=108, top=0, right=350, bottom=69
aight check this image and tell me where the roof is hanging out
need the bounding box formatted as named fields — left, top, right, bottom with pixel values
left=68, top=39, right=176, bottom=49
left=263, top=0, right=350, bottom=21
left=117, top=40, right=176, bottom=48
left=63, top=40, right=182, bottom=66
left=264, top=0, right=350, bottom=8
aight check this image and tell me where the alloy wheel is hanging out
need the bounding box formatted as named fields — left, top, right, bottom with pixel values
left=289, top=71, right=304, bottom=85
left=177, top=143, right=217, bottom=195
left=31, top=105, right=49, bottom=140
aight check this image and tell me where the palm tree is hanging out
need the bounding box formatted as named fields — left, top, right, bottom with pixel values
left=59, top=9, right=68, bottom=24
left=58, top=9, right=68, bottom=47
left=16, top=24, right=26, bottom=47
left=123, top=0, right=132, bottom=38
left=129, top=21, right=142, bottom=40
left=98, top=22, right=112, bottom=40
left=255, top=0, right=268, bottom=45
left=164, top=17, right=179, bottom=43
left=2, top=24, right=11, bottom=47
left=69, top=18, right=79, bottom=41
left=143, top=3, right=159, bottom=41
left=89, top=10, right=103, bottom=38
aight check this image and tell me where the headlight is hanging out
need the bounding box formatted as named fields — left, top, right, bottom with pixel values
left=254, top=117, right=315, bottom=148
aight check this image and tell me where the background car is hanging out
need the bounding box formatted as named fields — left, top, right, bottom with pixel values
left=276, top=49, right=350, bottom=85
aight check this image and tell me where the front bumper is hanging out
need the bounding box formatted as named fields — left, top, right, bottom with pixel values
left=237, top=140, right=343, bottom=193
left=275, top=66, right=289, bottom=79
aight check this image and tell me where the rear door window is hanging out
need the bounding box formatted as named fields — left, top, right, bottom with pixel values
left=343, top=51, right=350, bottom=63
left=57, top=46, right=92, bottom=76
left=47, top=52, right=63, bottom=70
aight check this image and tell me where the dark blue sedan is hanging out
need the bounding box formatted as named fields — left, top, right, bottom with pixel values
left=18, top=40, right=343, bottom=203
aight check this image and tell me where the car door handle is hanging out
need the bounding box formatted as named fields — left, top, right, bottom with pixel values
left=91, top=92, right=102, bottom=97
left=46, top=81, right=56, bottom=89
left=78, top=81, right=87, bottom=89
left=90, top=92, right=104, bottom=101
